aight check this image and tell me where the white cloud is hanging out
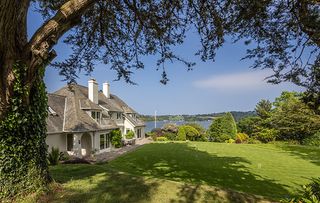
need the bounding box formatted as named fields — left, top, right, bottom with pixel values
left=193, top=70, right=278, bottom=91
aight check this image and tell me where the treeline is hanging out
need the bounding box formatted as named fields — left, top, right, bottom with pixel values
left=147, top=91, right=320, bottom=146
left=140, top=111, right=256, bottom=122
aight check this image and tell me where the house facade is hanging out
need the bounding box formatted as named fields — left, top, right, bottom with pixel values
left=46, top=79, right=145, bottom=157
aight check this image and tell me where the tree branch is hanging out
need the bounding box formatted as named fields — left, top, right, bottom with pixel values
left=25, top=0, right=95, bottom=86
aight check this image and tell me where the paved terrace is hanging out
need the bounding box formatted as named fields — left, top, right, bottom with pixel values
left=93, top=137, right=153, bottom=163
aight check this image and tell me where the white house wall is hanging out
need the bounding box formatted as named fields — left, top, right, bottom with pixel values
left=124, top=119, right=135, bottom=137
left=46, top=133, right=66, bottom=152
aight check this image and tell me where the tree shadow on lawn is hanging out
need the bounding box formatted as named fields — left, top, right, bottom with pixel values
left=170, top=183, right=272, bottom=203
left=50, top=165, right=159, bottom=203
left=110, top=143, right=291, bottom=201
left=275, top=144, right=320, bottom=166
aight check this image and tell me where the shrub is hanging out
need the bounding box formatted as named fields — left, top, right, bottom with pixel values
left=236, top=133, right=249, bottom=143
left=209, top=134, right=230, bottom=142
left=208, top=112, right=237, bottom=142
left=225, top=138, right=235, bottom=143
left=48, top=147, right=60, bottom=165
left=185, top=123, right=206, bottom=135
left=125, top=130, right=135, bottom=139
left=110, top=129, right=123, bottom=148
left=164, top=132, right=177, bottom=141
left=177, top=126, right=186, bottom=141
left=247, top=138, right=262, bottom=144
left=151, top=128, right=164, bottom=137
left=281, top=178, right=320, bottom=203
left=59, top=151, right=70, bottom=161
left=146, top=132, right=157, bottom=140
left=237, top=116, right=261, bottom=137
left=156, top=137, right=168, bottom=141
left=162, top=123, right=178, bottom=133
left=254, top=128, right=278, bottom=143
left=303, top=132, right=320, bottom=146
left=183, top=125, right=200, bottom=141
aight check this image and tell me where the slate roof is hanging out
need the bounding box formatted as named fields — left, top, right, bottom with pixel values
left=46, top=83, right=144, bottom=133
left=124, top=114, right=146, bottom=127
left=46, top=93, right=65, bottom=133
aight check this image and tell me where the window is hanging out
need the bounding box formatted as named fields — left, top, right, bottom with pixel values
left=100, top=134, right=105, bottom=150
left=100, top=133, right=111, bottom=150
left=67, top=134, right=73, bottom=151
left=106, top=133, right=111, bottom=148
left=117, top=113, right=122, bottom=119
left=137, top=129, right=141, bottom=138
left=91, top=111, right=101, bottom=123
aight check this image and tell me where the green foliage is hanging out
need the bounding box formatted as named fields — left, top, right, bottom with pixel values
left=281, top=178, right=320, bottom=203
left=125, top=130, right=135, bottom=139
left=247, top=138, right=262, bottom=144
left=237, top=116, right=261, bottom=136
left=147, top=132, right=157, bottom=141
left=0, top=63, right=50, bottom=199
left=254, top=128, right=278, bottom=143
left=169, top=115, right=184, bottom=121
left=185, top=123, right=206, bottom=135
left=208, top=112, right=237, bottom=142
left=225, top=138, right=235, bottom=143
left=255, top=99, right=272, bottom=119
left=48, top=147, right=60, bottom=165
left=183, top=125, right=200, bottom=141
left=156, top=137, right=168, bottom=142
left=271, top=92, right=320, bottom=141
left=110, top=129, right=123, bottom=148
left=303, top=132, right=320, bottom=146
left=235, top=133, right=249, bottom=143
left=177, top=126, right=186, bottom=141
left=163, top=132, right=177, bottom=141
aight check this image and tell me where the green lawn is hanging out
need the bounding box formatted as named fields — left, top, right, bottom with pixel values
left=45, top=142, right=319, bottom=202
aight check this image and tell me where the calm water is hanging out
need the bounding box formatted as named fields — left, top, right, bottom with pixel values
left=145, top=120, right=212, bottom=132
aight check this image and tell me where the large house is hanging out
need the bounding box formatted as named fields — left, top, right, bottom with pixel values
left=46, top=79, right=145, bottom=157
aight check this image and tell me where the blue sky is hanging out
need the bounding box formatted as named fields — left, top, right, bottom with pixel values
left=28, top=7, right=302, bottom=115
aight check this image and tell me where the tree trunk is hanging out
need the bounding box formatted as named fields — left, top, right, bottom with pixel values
left=0, top=2, right=50, bottom=199
left=0, top=0, right=95, bottom=199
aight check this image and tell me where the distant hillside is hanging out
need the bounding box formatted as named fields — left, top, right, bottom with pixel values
left=140, top=111, right=256, bottom=122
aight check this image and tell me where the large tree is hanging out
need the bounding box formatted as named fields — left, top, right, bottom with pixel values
left=255, top=99, right=272, bottom=119
left=0, top=0, right=319, bottom=199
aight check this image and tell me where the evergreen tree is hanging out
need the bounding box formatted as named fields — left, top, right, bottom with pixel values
left=177, top=126, right=186, bottom=141
left=208, top=112, right=237, bottom=142
left=255, top=99, right=272, bottom=119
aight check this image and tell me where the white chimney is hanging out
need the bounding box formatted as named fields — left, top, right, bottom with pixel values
left=103, top=82, right=110, bottom=98
left=88, top=78, right=98, bottom=104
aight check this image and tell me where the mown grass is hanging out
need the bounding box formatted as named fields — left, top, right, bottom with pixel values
left=109, top=142, right=320, bottom=200
left=25, top=142, right=320, bottom=202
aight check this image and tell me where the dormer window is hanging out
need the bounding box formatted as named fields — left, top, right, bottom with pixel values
left=116, top=113, right=122, bottom=120
left=91, top=111, right=101, bottom=123
left=48, top=107, right=57, bottom=116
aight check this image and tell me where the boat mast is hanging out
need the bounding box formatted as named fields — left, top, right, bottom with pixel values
left=154, top=110, right=157, bottom=129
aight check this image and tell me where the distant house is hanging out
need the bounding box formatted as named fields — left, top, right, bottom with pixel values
left=46, top=79, right=145, bottom=157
